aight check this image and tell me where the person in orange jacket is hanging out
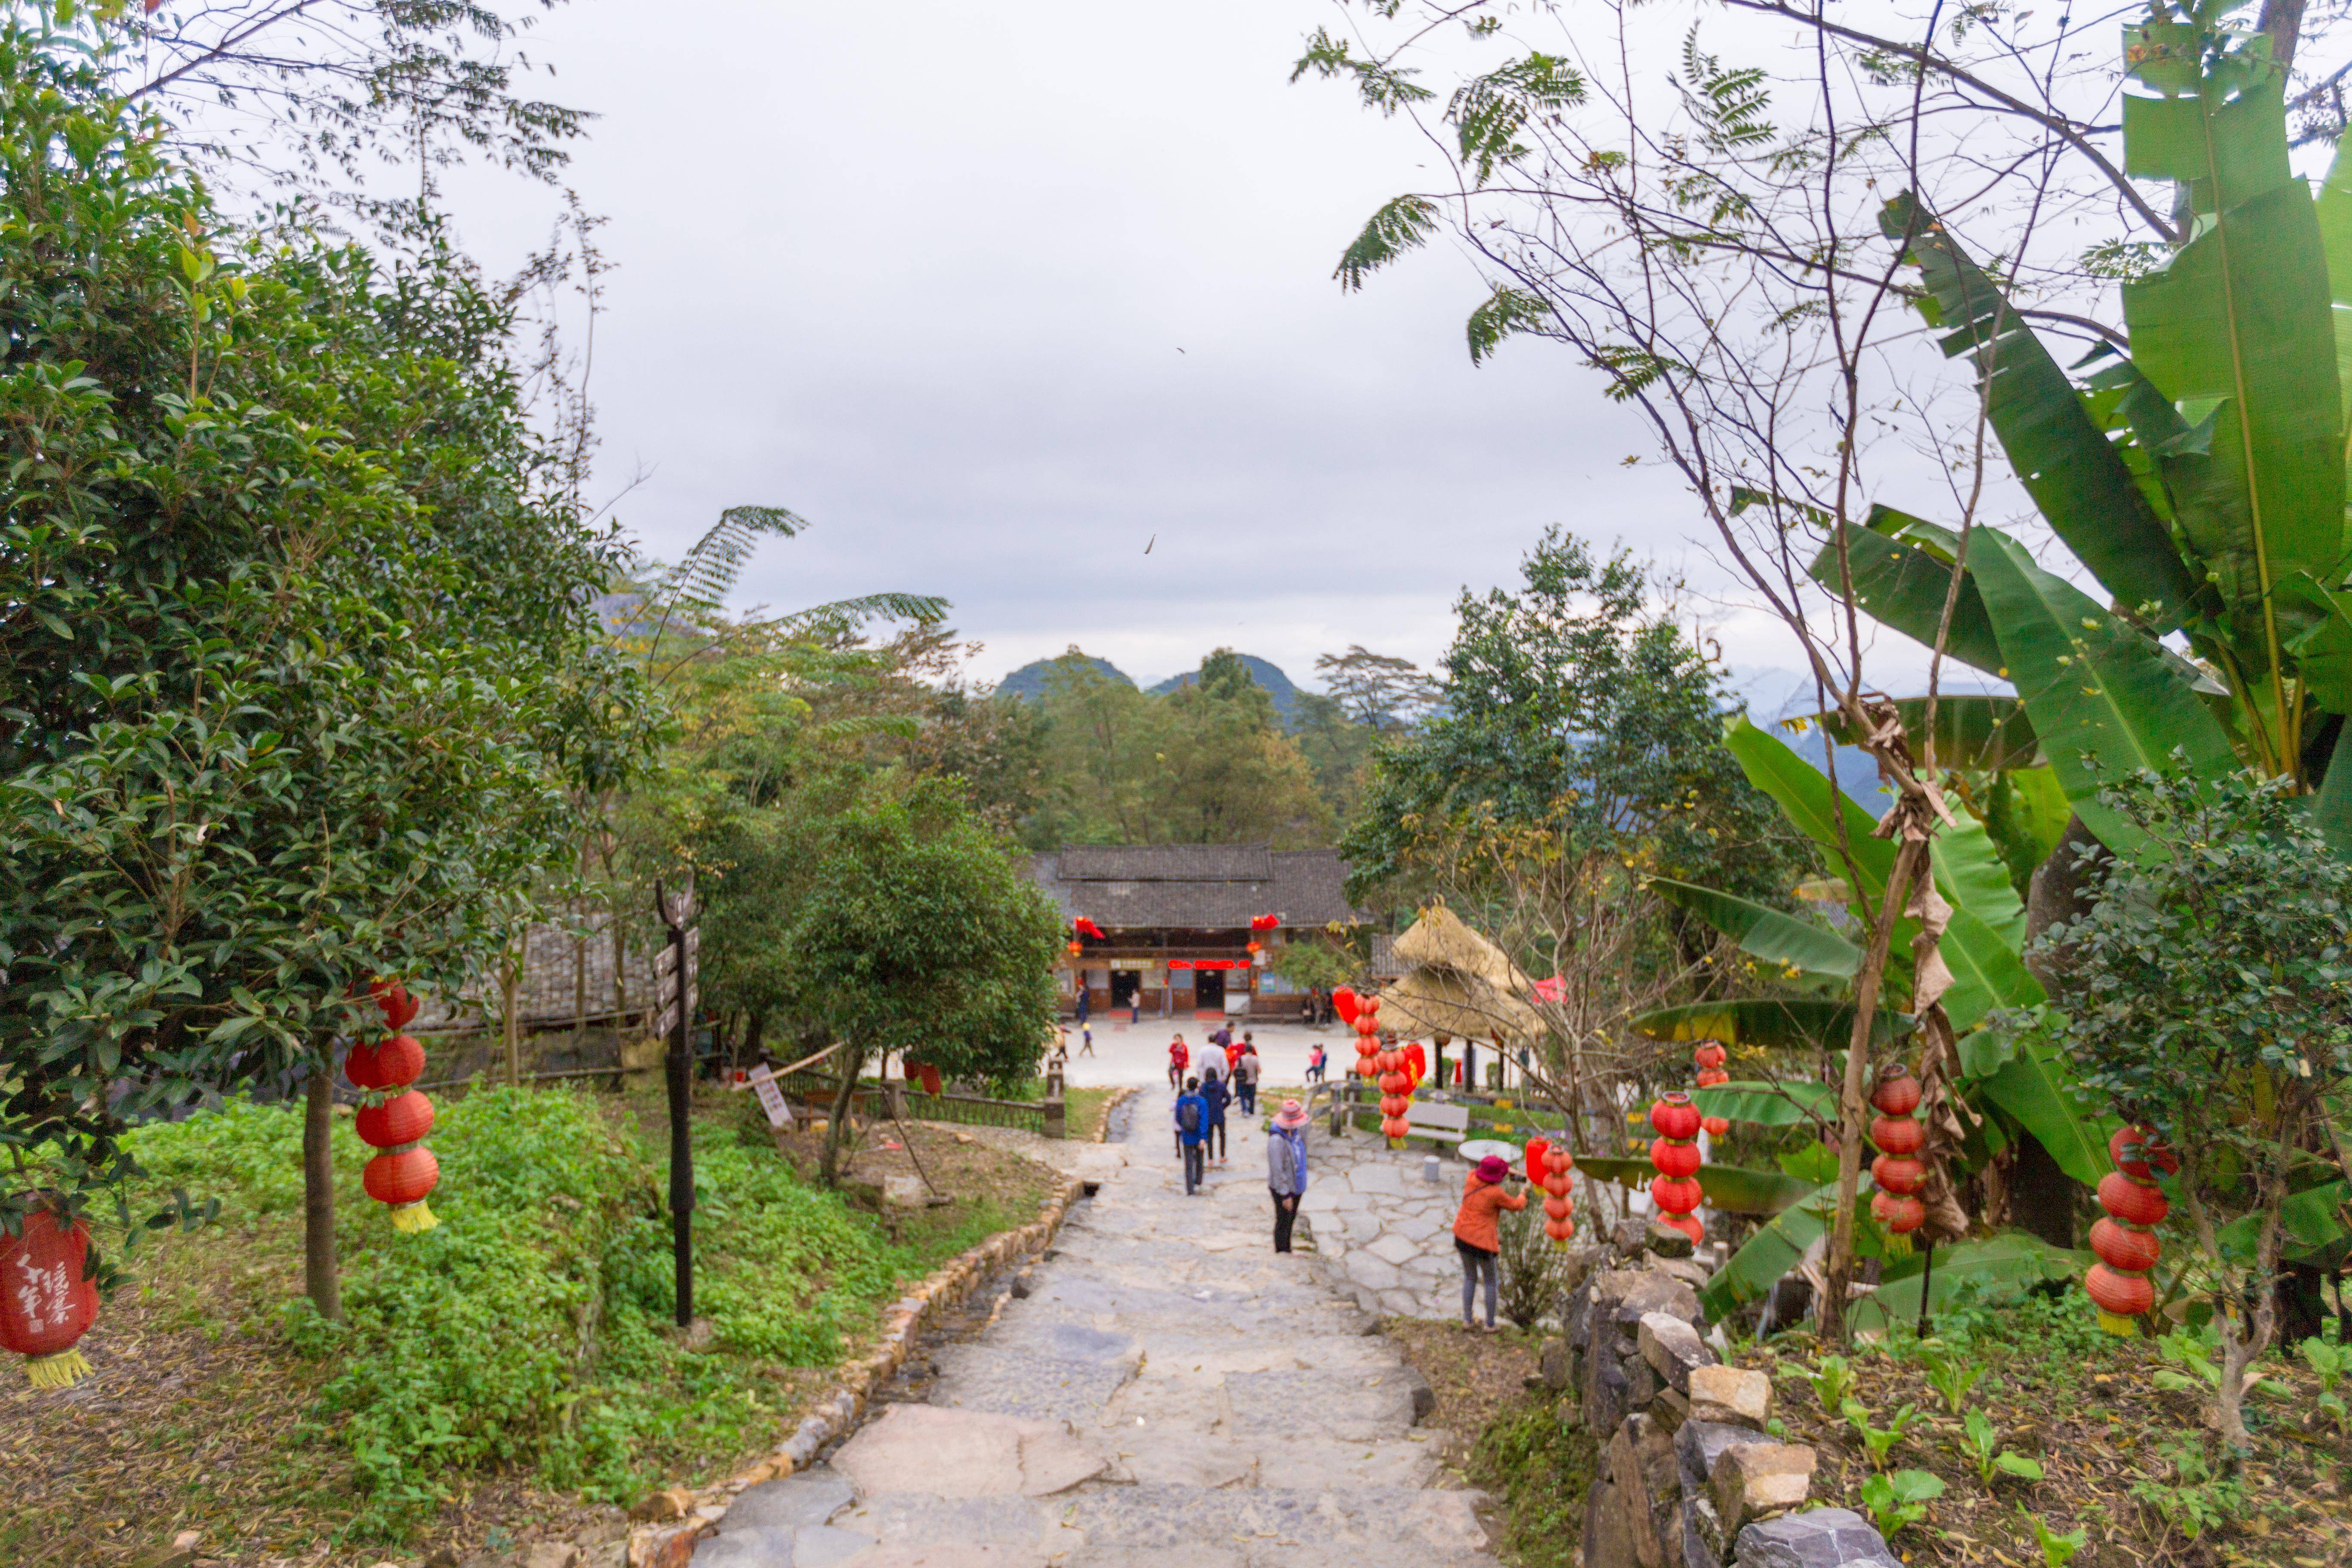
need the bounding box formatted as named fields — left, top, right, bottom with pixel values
left=1452, top=1154, right=1528, bottom=1332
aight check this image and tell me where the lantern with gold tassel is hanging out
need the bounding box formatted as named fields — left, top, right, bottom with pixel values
left=1540, top=1145, right=1576, bottom=1245
left=1648, top=1091, right=1705, bottom=1243
left=2088, top=1125, right=2174, bottom=1333
left=1867, top=1063, right=1927, bottom=1236
left=0, top=1207, right=100, bottom=1388
left=348, top=979, right=440, bottom=1233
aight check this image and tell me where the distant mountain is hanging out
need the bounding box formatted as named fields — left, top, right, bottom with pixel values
left=1148, top=654, right=1301, bottom=717
left=997, top=652, right=1136, bottom=701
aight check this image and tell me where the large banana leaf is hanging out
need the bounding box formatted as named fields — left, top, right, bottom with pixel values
left=1975, top=1039, right=2116, bottom=1188
left=1820, top=694, right=2040, bottom=772
left=1930, top=810, right=2028, bottom=940
left=1573, top=1156, right=1819, bottom=1217
left=2315, top=137, right=2352, bottom=498
left=1699, top=1179, right=1842, bottom=1320
left=1984, top=767, right=2072, bottom=883
left=2215, top=1179, right=2351, bottom=1268
left=1939, top=903, right=2046, bottom=1031
left=1631, top=998, right=1911, bottom=1048
left=1649, top=876, right=1862, bottom=981
left=1969, top=531, right=2239, bottom=852
left=2281, top=572, right=2352, bottom=718
left=2315, top=724, right=2352, bottom=857
left=1723, top=715, right=1898, bottom=900
left=2124, top=74, right=2343, bottom=637
left=1692, top=1079, right=1838, bottom=1127
left=1807, top=522, right=2005, bottom=678
left=1881, top=192, right=2198, bottom=628
left=1849, top=1232, right=2092, bottom=1336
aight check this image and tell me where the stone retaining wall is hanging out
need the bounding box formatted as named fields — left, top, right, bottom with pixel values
left=1556, top=1225, right=1900, bottom=1568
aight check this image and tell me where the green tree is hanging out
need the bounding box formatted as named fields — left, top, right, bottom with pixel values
left=0, top=21, right=653, bottom=1275
left=1288, top=691, right=1379, bottom=825
left=1314, top=644, right=1441, bottom=727
left=774, top=780, right=1065, bottom=1183
left=2032, top=765, right=2352, bottom=1445
left=1149, top=649, right=1333, bottom=846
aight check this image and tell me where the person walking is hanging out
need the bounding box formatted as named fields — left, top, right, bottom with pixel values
left=1266, top=1099, right=1310, bottom=1253
left=1234, top=1039, right=1261, bottom=1115
left=1305, top=1043, right=1327, bottom=1084
left=1452, top=1154, right=1527, bottom=1333
left=1078, top=1025, right=1095, bottom=1058
left=1167, top=1033, right=1189, bottom=1092
left=1131, top=984, right=1143, bottom=1026
left=1076, top=979, right=1090, bottom=1028
left=1174, top=1078, right=1209, bottom=1195
left=1200, top=1069, right=1231, bottom=1167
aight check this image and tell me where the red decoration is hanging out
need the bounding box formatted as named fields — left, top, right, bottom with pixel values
left=1648, top=1092, right=1702, bottom=1142
left=1650, top=1136, right=1702, bottom=1180
left=1246, top=941, right=1263, bottom=954
left=355, top=1090, right=436, bottom=1149
left=0, top=1209, right=100, bottom=1388
left=1542, top=1145, right=1576, bottom=1245
left=1870, top=1192, right=1926, bottom=1233
left=1693, top=1041, right=1727, bottom=1072
left=1870, top=1155, right=1925, bottom=1195
left=346, top=980, right=438, bottom=1233
left=1073, top=917, right=1107, bottom=941
left=1250, top=913, right=1280, bottom=931
left=1870, top=1065, right=1923, bottom=1117
left=1694, top=1040, right=1732, bottom=1136
left=1523, top=1136, right=1550, bottom=1187
left=1403, top=1040, right=1426, bottom=1087
left=364, top=1147, right=441, bottom=1209
left=1868, top=1113, right=1924, bottom=1157
left=1331, top=986, right=1359, bottom=1023
left=2088, top=1128, right=2170, bottom=1334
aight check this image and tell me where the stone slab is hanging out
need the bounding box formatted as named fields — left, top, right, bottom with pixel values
left=832, top=1406, right=1106, bottom=1499
left=1731, top=1507, right=1901, bottom=1568
left=718, top=1468, right=855, bottom=1533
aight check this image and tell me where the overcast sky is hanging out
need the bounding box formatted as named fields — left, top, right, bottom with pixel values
left=438, top=0, right=1931, bottom=701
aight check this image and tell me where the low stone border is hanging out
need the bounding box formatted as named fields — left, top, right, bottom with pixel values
left=624, top=1084, right=1139, bottom=1568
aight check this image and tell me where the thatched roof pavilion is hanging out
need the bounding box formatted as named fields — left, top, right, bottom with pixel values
left=1377, top=900, right=1543, bottom=1041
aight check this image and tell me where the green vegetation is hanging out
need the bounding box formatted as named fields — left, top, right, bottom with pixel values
left=1466, top=1384, right=1599, bottom=1568
left=105, top=1083, right=1050, bottom=1543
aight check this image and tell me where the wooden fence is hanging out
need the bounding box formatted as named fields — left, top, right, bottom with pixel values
left=775, top=1070, right=1066, bottom=1139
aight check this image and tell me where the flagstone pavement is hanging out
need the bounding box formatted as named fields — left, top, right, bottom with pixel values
left=689, top=1089, right=1505, bottom=1568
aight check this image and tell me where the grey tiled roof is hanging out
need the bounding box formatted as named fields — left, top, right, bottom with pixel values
left=1031, top=844, right=1365, bottom=932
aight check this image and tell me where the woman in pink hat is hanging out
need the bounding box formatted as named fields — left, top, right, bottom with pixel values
left=1452, top=1154, right=1527, bottom=1331
left=1265, top=1099, right=1312, bottom=1253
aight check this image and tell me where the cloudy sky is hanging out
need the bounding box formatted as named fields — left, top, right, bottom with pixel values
left=438, top=0, right=1933, bottom=701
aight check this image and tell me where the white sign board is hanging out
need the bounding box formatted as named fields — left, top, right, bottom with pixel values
left=748, top=1065, right=793, bottom=1130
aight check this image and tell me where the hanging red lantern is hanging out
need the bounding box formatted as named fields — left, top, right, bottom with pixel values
left=1865, top=1064, right=1927, bottom=1234
left=0, top=1209, right=100, bottom=1388
left=2088, top=1127, right=2170, bottom=1334
left=1403, top=1040, right=1427, bottom=1087
left=1694, top=1040, right=1732, bottom=1136
left=1523, top=1136, right=1550, bottom=1187
left=1693, top=1041, right=1727, bottom=1072
left=1542, top=1145, right=1575, bottom=1244
left=1871, top=1065, right=1923, bottom=1117
left=1332, top=986, right=1360, bottom=1023
left=1870, top=1155, right=1925, bottom=1194
left=346, top=980, right=439, bottom=1233
left=1870, top=1192, right=1927, bottom=1233
left=1067, top=940, right=1084, bottom=957
left=1868, top=1113, right=1924, bottom=1156
left=1647, top=1092, right=1706, bottom=1243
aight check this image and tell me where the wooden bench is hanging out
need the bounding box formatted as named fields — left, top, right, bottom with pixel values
left=1402, top=1099, right=1472, bottom=1149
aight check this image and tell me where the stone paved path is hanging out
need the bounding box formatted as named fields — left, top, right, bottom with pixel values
left=691, top=1090, right=1504, bottom=1568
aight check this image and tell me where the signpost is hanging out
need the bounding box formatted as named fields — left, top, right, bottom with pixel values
left=655, top=879, right=699, bottom=1329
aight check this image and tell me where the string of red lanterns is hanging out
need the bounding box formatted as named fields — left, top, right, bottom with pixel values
left=1693, top=1039, right=1731, bottom=1136
left=347, top=979, right=441, bottom=1233
left=1868, top=1063, right=1926, bottom=1236
left=2088, top=1125, right=2174, bottom=1333
left=1648, top=1090, right=1705, bottom=1243
left=0, top=1207, right=100, bottom=1387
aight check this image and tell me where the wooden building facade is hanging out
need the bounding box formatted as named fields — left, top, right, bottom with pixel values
left=1027, top=844, right=1366, bottom=1020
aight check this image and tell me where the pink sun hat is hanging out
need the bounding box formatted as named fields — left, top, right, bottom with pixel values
left=1272, top=1099, right=1309, bottom=1129
left=1473, top=1154, right=1511, bottom=1183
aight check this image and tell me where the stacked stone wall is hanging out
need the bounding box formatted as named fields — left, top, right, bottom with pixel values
left=1553, top=1225, right=1900, bottom=1568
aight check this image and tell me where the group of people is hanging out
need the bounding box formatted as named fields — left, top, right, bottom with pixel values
left=1162, top=1045, right=1531, bottom=1330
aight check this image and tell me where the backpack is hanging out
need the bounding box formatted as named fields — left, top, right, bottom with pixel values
left=1177, top=1098, right=1201, bottom=1135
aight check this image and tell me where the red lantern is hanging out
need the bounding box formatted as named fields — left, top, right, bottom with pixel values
left=1523, top=1136, right=1550, bottom=1187
left=364, top=1147, right=441, bottom=1229
left=1870, top=1155, right=1925, bottom=1195
left=355, top=1090, right=436, bottom=1149
left=1650, top=1137, right=1702, bottom=1179
left=370, top=977, right=420, bottom=1030
left=1868, top=1113, right=1924, bottom=1156
left=1693, top=1041, right=1727, bottom=1071
left=1871, top=1191, right=1926, bottom=1234
left=346, top=1034, right=425, bottom=1092
left=1650, top=1174, right=1702, bottom=1214
left=1404, top=1040, right=1427, bottom=1086
left=2086, top=1264, right=2155, bottom=1318
left=1648, top=1092, right=1702, bottom=1141
left=2109, top=1124, right=2179, bottom=1179
left=0, top=1209, right=100, bottom=1388
left=2097, top=1171, right=2168, bottom=1227
left=1332, top=986, right=1359, bottom=1023
left=1870, top=1065, right=1923, bottom=1117
left=2090, top=1217, right=2162, bottom=1273
left=1067, top=940, right=1084, bottom=957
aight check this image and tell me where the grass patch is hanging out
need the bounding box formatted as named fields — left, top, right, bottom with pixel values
left=0, top=1078, right=1057, bottom=1566
left=1469, top=1384, right=1600, bottom=1568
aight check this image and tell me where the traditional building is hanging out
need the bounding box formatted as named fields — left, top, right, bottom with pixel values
left=1028, top=844, right=1366, bottom=1020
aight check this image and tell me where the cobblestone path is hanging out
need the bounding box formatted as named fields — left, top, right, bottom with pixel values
left=690, top=1089, right=1503, bottom=1568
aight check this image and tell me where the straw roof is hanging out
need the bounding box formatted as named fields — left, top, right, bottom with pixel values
left=1378, top=900, right=1543, bottom=1040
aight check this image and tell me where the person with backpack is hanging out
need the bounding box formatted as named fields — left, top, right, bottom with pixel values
left=1200, top=1069, right=1231, bottom=1166
left=1234, top=1040, right=1261, bottom=1115
left=1452, top=1154, right=1529, bottom=1332
left=1265, top=1099, right=1311, bottom=1253
left=1174, top=1078, right=1209, bottom=1195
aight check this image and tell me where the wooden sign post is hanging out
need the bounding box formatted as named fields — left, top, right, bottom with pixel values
left=654, top=879, right=700, bottom=1328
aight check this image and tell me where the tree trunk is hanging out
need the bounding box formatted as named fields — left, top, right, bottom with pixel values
left=2009, top=813, right=2104, bottom=1246
left=2258, top=0, right=2308, bottom=71
left=820, top=1050, right=861, bottom=1187
left=502, top=935, right=524, bottom=1087
left=2006, top=1128, right=2080, bottom=1250
left=1820, top=837, right=1926, bottom=1346
left=303, top=1068, right=342, bottom=1323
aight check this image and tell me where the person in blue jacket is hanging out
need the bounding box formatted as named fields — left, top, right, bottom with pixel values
left=1200, top=1068, right=1231, bottom=1167
left=1174, top=1078, right=1209, bottom=1194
